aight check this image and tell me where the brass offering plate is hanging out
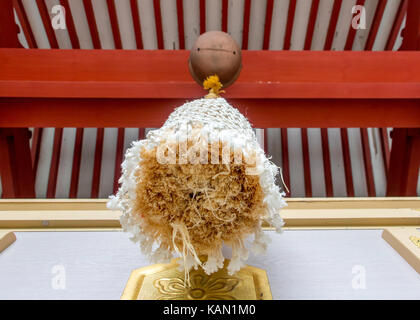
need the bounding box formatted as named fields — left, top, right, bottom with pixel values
left=121, top=258, right=272, bottom=300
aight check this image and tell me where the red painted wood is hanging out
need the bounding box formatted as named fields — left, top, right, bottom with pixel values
left=2, top=50, right=420, bottom=99
left=364, top=0, right=387, bottom=50
left=324, top=0, right=342, bottom=50
left=360, top=128, right=376, bottom=196
left=304, top=0, right=320, bottom=50
left=200, top=0, right=206, bottom=34
left=61, top=0, right=80, bottom=49
left=283, top=0, right=297, bottom=50
left=0, top=129, right=35, bottom=198
left=401, top=0, right=420, bottom=50
left=91, top=128, right=104, bottom=198
left=113, top=128, right=125, bottom=194
left=263, top=128, right=268, bottom=154
left=344, top=0, right=365, bottom=50
left=153, top=0, right=164, bottom=49
left=69, top=128, right=84, bottom=198
left=0, top=0, right=20, bottom=47
left=130, top=0, right=143, bottom=49
left=82, top=0, right=101, bottom=49
left=340, top=128, right=355, bottom=197
left=281, top=128, right=290, bottom=196
left=106, top=0, right=122, bottom=49
left=242, top=0, right=251, bottom=49
left=222, top=0, right=228, bottom=33
left=301, top=128, right=312, bottom=197
left=46, top=128, right=63, bottom=198
left=36, top=0, right=59, bottom=48
left=380, top=127, right=390, bottom=173
left=176, top=0, right=185, bottom=49
left=320, top=128, right=333, bottom=197
left=31, top=128, right=43, bottom=177
left=138, top=128, right=145, bottom=140
left=1, top=98, right=419, bottom=129
left=263, top=0, right=274, bottom=50
left=385, top=0, right=408, bottom=50
left=13, top=0, right=37, bottom=48
left=387, top=129, right=420, bottom=196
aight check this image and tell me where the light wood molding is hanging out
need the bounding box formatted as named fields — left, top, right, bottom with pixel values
left=0, top=231, right=16, bottom=253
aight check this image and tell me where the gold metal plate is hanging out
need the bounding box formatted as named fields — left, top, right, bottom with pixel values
left=121, top=259, right=272, bottom=300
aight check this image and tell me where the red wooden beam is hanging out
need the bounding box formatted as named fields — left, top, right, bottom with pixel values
left=36, top=0, right=59, bottom=48
left=242, top=0, right=251, bottom=49
left=61, top=0, right=80, bottom=49
left=301, top=128, right=312, bottom=197
left=31, top=128, right=43, bottom=176
left=46, top=128, right=63, bottom=198
left=1, top=98, right=418, bottom=129
left=130, top=0, right=143, bottom=49
left=1, top=49, right=420, bottom=99
left=200, top=0, right=206, bottom=34
left=69, top=128, right=84, bottom=198
left=304, top=0, right=320, bottom=50
left=106, top=0, right=122, bottom=49
left=222, top=0, right=228, bottom=33
left=83, top=0, right=101, bottom=49
left=263, top=0, right=274, bottom=50
left=153, top=0, right=164, bottom=49
left=364, top=0, right=387, bottom=50
left=283, top=0, right=297, bottom=50
left=324, top=0, right=342, bottom=50
left=340, top=128, right=355, bottom=197
left=386, top=0, right=408, bottom=50
left=91, top=128, right=104, bottom=198
left=401, top=0, right=420, bottom=50
left=0, top=0, right=20, bottom=48
left=344, top=0, right=365, bottom=50
left=176, top=0, right=185, bottom=49
left=12, top=0, right=37, bottom=48
left=360, top=128, right=376, bottom=196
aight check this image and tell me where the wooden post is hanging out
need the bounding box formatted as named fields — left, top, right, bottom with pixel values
left=0, top=0, right=35, bottom=198
left=387, top=0, right=420, bottom=196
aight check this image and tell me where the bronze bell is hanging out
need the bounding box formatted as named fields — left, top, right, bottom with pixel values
left=189, top=31, right=242, bottom=89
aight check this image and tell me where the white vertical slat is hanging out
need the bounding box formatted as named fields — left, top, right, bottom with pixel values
left=183, top=0, right=200, bottom=49
left=417, top=172, right=420, bottom=196
left=35, top=128, right=55, bottom=198
left=307, top=128, right=326, bottom=197
left=393, top=15, right=406, bottom=51
left=55, top=128, right=76, bottom=198
left=67, top=0, right=94, bottom=48
left=290, top=0, right=312, bottom=50
left=123, top=128, right=139, bottom=151
left=248, top=0, right=267, bottom=50
left=206, top=0, right=222, bottom=31
left=160, top=0, right=179, bottom=49
left=331, top=0, right=357, bottom=50
left=14, top=9, right=29, bottom=48
left=268, top=0, right=290, bottom=50
left=91, top=0, right=115, bottom=49
left=267, top=128, right=282, bottom=171
left=327, top=128, right=347, bottom=197
left=21, top=0, right=50, bottom=48
left=98, top=128, right=118, bottom=198
left=45, top=0, right=73, bottom=48
left=368, top=128, right=387, bottom=196
left=137, top=0, right=158, bottom=49
left=351, top=0, right=378, bottom=51
left=287, top=128, right=305, bottom=197
left=347, top=128, right=368, bottom=197
left=114, top=0, right=137, bottom=49
left=228, top=0, right=245, bottom=46
left=372, top=0, right=401, bottom=50
left=77, top=128, right=97, bottom=198
left=311, top=0, right=334, bottom=50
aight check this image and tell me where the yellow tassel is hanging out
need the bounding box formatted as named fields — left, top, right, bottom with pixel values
left=203, top=75, right=225, bottom=98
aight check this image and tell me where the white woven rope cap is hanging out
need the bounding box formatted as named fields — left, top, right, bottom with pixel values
left=108, top=97, right=287, bottom=275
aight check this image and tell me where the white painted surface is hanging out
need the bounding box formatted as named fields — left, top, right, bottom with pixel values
left=0, top=230, right=419, bottom=300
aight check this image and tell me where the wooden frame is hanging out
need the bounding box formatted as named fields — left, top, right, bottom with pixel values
left=0, top=198, right=418, bottom=231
